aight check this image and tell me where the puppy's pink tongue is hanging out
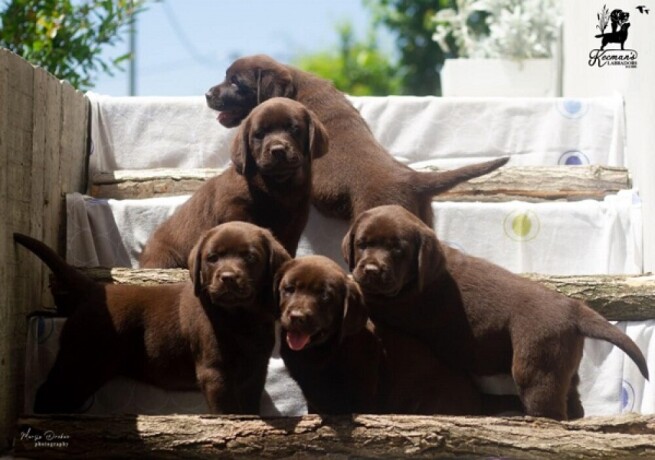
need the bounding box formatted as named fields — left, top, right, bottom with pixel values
left=286, top=331, right=310, bottom=351
left=217, top=111, right=229, bottom=124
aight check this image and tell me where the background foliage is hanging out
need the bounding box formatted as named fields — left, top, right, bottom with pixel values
left=364, top=0, right=454, bottom=95
left=0, top=0, right=150, bottom=90
left=295, top=0, right=455, bottom=96
left=293, top=22, right=401, bottom=96
left=1, top=0, right=456, bottom=95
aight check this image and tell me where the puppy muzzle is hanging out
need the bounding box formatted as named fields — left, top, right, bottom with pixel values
left=353, top=262, right=402, bottom=297
left=280, top=307, right=329, bottom=351
left=258, top=150, right=304, bottom=182
left=206, top=272, right=254, bottom=306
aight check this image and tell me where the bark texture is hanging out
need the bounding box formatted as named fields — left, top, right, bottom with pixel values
left=90, top=165, right=630, bottom=202
left=13, top=413, right=655, bottom=459
left=73, top=269, right=655, bottom=321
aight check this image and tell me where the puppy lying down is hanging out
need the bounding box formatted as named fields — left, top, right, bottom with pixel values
left=15, top=222, right=290, bottom=414
left=343, top=205, right=649, bottom=420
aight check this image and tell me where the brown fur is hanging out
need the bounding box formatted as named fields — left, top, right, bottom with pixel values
left=14, top=222, right=290, bottom=414
left=276, top=255, right=522, bottom=415
left=205, top=54, right=508, bottom=226
left=140, top=97, right=327, bottom=268
left=342, top=205, right=649, bottom=420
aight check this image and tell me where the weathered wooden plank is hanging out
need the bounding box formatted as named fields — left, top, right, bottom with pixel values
left=59, top=80, right=89, bottom=204
left=13, top=413, right=655, bottom=459
left=36, top=70, right=63, bottom=304
left=51, top=269, right=654, bottom=321
left=526, top=273, right=655, bottom=321
left=0, top=49, right=89, bottom=453
left=0, top=48, right=35, bottom=454
left=28, top=63, right=62, bottom=314
left=431, top=164, right=631, bottom=202
left=41, top=72, right=63, bottom=274
left=0, top=48, right=13, bottom=455
left=30, top=70, right=48, bottom=252
left=89, top=165, right=631, bottom=201
left=90, top=168, right=220, bottom=198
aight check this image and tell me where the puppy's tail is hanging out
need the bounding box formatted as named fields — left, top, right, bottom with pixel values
left=412, top=157, right=509, bottom=196
left=13, top=233, right=95, bottom=314
left=576, top=302, right=649, bottom=379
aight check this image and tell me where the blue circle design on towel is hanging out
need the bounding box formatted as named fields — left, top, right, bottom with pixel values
left=620, top=379, right=635, bottom=412
left=558, top=150, right=590, bottom=166
left=503, top=210, right=540, bottom=242
left=37, top=317, right=54, bottom=344
left=556, top=99, right=589, bottom=119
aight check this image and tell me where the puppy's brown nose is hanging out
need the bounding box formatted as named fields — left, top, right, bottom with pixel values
left=270, top=145, right=286, bottom=160
left=363, top=264, right=380, bottom=275
left=220, top=271, right=238, bottom=286
left=288, top=310, right=308, bottom=326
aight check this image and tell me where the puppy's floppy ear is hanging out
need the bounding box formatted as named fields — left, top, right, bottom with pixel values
left=231, top=116, right=256, bottom=177
left=416, top=228, right=447, bottom=292
left=262, top=229, right=291, bottom=280
left=305, top=108, right=329, bottom=159
left=341, top=278, right=368, bottom=340
left=341, top=225, right=356, bottom=272
left=259, top=67, right=295, bottom=101
left=188, top=230, right=210, bottom=298
left=272, top=259, right=293, bottom=317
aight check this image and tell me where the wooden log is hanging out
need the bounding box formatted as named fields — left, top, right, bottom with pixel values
left=430, top=164, right=631, bottom=202
left=13, top=413, right=655, bottom=459
left=71, top=269, right=655, bottom=321
left=526, top=273, right=655, bottom=321
left=90, top=168, right=220, bottom=199
left=89, top=165, right=631, bottom=202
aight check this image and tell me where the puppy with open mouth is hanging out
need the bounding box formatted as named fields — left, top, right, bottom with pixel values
left=205, top=54, right=508, bottom=226
left=277, top=255, right=523, bottom=416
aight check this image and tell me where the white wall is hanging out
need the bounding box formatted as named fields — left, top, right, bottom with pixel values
left=563, top=1, right=655, bottom=271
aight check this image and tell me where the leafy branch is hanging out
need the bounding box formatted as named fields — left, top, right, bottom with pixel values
left=0, top=0, right=155, bottom=90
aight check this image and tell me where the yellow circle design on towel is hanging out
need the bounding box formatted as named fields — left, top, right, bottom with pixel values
left=512, top=214, right=532, bottom=237
left=504, top=210, right=540, bottom=241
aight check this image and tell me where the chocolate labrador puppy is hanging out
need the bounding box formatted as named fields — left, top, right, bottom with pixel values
left=140, top=97, right=327, bottom=268
left=14, top=222, right=290, bottom=414
left=277, top=255, right=522, bottom=415
left=343, top=205, right=650, bottom=420
left=205, top=54, right=508, bottom=226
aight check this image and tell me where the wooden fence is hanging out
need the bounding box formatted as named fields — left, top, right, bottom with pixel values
left=0, top=49, right=88, bottom=451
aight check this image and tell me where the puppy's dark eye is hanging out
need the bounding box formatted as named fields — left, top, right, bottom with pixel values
left=206, top=252, right=219, bottom=263
left=356, top=241, right=367, bottom=250
left=230, top=75, right=240, bottom=87
left=244, top=251, right=259, bottom=264
left=288, top=123, right=299, bottom=134
left=391, top=246, right=403, bottom=256
left=319, top=290, right=333, bottom=304
left=282, top=285, right=295, bottom=296
left=253, top=129, right=265, bottom=141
